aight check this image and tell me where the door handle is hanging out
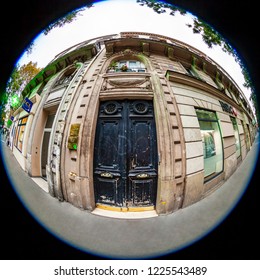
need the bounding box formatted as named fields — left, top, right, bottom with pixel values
left=136, top=173, right=149, bottom=179
left=128, top=171, right=157, bottom=179
left=99, top=171, right=121, bottom=178
left=100, top=172, right=113, bottom=178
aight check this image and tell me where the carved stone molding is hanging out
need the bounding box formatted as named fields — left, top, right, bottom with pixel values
left=101, top=73, right=152, bottom=91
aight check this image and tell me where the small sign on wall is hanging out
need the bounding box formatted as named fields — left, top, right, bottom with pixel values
left=219, top=100, right=238, bottom=116
left=67, top=123, right=80, bottom=150
left=22, top=97, right=33, bottom=113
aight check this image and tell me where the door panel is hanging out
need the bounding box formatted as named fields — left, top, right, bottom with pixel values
left=131, top=179, right=155, bottom=206
left=94, top=177, right=121, bottom=206
left=131, top=120, right=151, bottom=167
left=97, top=120, right=121, bottom=168
left=94, top=100, right=158, bottom=208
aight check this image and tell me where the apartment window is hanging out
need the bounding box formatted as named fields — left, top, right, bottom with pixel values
left=53, top=67, right=77, bottom=88
left=196, top=109, right=223, bottom=180
left=15, top=116, right=28, bottom=152
left=107, top=60, right=146, bottom=73
left=185, top=65, right=201, bottom=80
left=230, top=117, right=241, bottom=158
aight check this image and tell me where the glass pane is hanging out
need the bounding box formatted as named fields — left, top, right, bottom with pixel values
left=21, top=117, right=28, bottom=124
left=196, top=110, right=223, bottom=179
left=18, top=125, right=26, bottom=151
left=129, top=61, right=137, bottom=68
left=45, top=114, right=55, bottom=129
left=196, top=109, right=217, bottom=121
left=118, top=61, right=126, bottom=68
left=41, top=131, right=51, bottom=177
left=230, top=117, right=241, bottom=157
left=108, top=60, right=146, bottom=73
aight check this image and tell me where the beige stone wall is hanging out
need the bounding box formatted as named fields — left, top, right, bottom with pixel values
left=9, top=32, right=256, bottom=216
left=26, top=74, right=59, bottom=177
left=217, top=112, right=237, bottom=179
left=149, top=54, right=187, bottom=213
left=170, top=81, right=245, bottom=207
left=196, top=69, right=219, bottom=89
left=61, top=50, right=108, bottom=210
left=143, top=53, right=251, bottom=210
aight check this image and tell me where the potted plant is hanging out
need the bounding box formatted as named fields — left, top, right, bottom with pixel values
left=120, top=64, right=128, bottom=72
left=108, top=61, right=118, bottom=72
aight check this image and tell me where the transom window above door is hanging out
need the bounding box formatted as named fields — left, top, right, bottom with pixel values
left=107, top=60, right=146, bottom=73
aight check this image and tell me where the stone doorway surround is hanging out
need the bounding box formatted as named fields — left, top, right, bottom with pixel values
left=59, top=50, right=186, bottom=215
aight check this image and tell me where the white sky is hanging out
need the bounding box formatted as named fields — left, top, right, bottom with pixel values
left=17, top=0, right=252, bottom=101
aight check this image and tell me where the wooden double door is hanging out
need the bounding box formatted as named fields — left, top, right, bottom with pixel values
left=93, top=100, right=158, bottom=209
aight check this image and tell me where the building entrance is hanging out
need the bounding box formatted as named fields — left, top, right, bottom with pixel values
left=93, top=100, right=158, bottom=210
left=41, top=113, right=55, bottom=178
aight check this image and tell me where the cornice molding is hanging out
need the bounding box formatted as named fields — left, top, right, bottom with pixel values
left=166, top=70, right=253, bottom=119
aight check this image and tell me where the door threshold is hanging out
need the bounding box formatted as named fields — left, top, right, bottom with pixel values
left=96, top=204, right=155, bottom=212
left=92, top=207, right=158, bottom=219
left=31, top=177, right=49, bottom=193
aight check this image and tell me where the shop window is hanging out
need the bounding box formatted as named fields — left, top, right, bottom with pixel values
left=196, top=109, right=223, bottom=181
left=230, top=117, right=241, bottom=158
left=14, top=116, right=28, bottom=152
left=107, top=60, right=146, bottom=73
left=241, top=120, right=251, bottom=151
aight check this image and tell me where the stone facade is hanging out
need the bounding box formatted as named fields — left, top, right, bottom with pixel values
left=8, top=32, right=256, bottom=216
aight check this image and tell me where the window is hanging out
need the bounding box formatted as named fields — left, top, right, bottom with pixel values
left=196, top=109, right=223, bottom=180
left=185, top=65, right=201, bottom=80
left=107, top=60, right=146, bottom=73
left=230, top=117, right=241, bottom=158
left=53, top=67, right=77, bottom=88
left=15, top=116, right=28, bottom=152
left=241, top=120, right=251, bottom=151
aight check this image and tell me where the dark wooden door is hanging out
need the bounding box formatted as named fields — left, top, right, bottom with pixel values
left=93, top=100, right=158, bottom=208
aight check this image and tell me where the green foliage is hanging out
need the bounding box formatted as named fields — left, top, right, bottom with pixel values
left=189, top=19, right=222, bottom=48
left=4, top=61, right=42, bottom=111
left=137, top=0, right=186, bottom=15
left=11, top=94, right=21, bottom=108
left=43, top=7, right=86, bottom=35
left=6, top=62, right=42, bottom=95
left=7, top=119, right=13, bottom=128
left=109, top=61, right=118, bottom=69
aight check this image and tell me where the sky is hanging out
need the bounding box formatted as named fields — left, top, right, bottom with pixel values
left=17, top=0, right=252, bottom=102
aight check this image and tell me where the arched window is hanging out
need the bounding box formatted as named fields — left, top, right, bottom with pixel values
left=107, top=60, right=146, bottom=73
left=45, top=67, right=77, bottom=107
left=53, top=67, right=77, bottom=88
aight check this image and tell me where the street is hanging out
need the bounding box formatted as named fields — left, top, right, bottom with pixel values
left=1, top=134, right=259, bottom=259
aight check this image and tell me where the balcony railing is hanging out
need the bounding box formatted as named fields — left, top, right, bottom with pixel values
left=107, top=67, right=146, bottom=73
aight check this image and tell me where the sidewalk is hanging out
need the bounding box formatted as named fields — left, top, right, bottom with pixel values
left=1, top=135, right=259, bottom=259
